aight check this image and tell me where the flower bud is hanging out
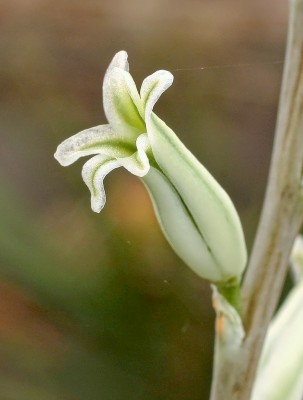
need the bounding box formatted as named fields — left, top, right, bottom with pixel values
left=55, top=51, right=247, bottom=284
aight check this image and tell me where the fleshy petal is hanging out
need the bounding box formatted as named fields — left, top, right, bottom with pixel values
left=81, top=154, right=121, bottom=213
left=103, top=53, right=145, bottom=135
left=54, top=124, right=135, bottom=167
left=81, top=134, right=151, bottom=212
left=142, top=166, right=223, bottom=282
left=106, top=50, right=129, bottom=72
left=140, top=70, right=174, bottom=117
left=105, top=51, right=144, bottom=117
left=146, top=114, right=247, bottom=283
left=118, top=133, right=151, bottom=177
left=119, top=69, right=145, bottom=118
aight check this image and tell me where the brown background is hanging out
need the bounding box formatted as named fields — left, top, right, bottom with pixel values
left=0, top=1, right=287, bottom=399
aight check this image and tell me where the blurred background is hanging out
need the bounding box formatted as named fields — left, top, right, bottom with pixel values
left=0, top=1, right=288, bottom=399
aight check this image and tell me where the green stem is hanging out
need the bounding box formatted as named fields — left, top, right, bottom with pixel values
left=216, top=281, right=241, bottom=315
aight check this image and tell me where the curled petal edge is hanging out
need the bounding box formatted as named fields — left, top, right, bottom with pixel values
left=82, top=133, right=151, bottom=213
left=140, top=70, right=174, bottom=118
left=82, top=154, right=120, bottom=213
left=54, top=124, right=134, bottom=167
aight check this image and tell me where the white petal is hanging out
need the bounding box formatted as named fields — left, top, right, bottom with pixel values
left=81, top=154, right=121, bottom=213
left=142, top=166, right=223, bottom=282
left=146, top=114, right=247, bottom=283
left=54, top=124, right=134, bottom=166
left=118, top=133, right=150, bottom=177
left=106, top=52, right=144, bottom=117
left=119, top=69, right=144, bottom=118
left=140, top=70, right=174, bottom=117
left=106, top=50, right=129, bottom=72
left=81, top=134, right=151, bottom=212
left=103, top=59, right=145, bottom=135
left=252, top=281, right=303, bottom=400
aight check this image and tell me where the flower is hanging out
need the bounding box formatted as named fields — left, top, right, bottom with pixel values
left=252, top=237, right=303, bottom=400
left=55, top=51, right=247, bottom=284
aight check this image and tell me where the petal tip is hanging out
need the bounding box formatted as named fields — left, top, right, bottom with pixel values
left=54, top=147, right=70, bottom=167
left=108, top=50, right=129, bottom=72
left=157, top=69, right=174, bottom=83
left=91, top=201, right=104, bottom=213
left=140, top=69, right=174, bottom=116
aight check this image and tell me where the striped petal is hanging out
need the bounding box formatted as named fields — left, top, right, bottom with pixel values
left=141, top=65, right=246, bottom=282
left=54, top=124, right=135, bottom=167
left=145, top=113, right=247, bottom=283
left=118, top=133, right=151, bottom=177
left=103, top=51, right=145, bottom=136
left=82, top=133, right=151, bottom=213
left=139, top=69, right=247, bottom=282
left=140, top=70, right=174, bottom=117
left=55, top=50, right=247, bottom=285
left=142, top=167, right=223, bottom=281
left=82, top=154, right=121, bottom=212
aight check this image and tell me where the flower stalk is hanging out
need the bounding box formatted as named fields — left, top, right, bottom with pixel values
left=210, top=0, right=303, bottom=398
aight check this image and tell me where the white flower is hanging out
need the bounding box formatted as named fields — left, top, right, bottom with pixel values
left=55, top=51, right=247, bottom=284
left=252, top=236, right=303, bottom=400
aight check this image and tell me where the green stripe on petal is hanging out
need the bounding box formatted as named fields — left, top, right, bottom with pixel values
left=103, top=61, right=146, bottom=136
left=54, top=124, right=135, bottom=166
left=119, top=69, right=145, bottom=119
left=140, top=70, right=174, bottom=116
left=82, top=154, right=121, bottom=213
left=55, top=50, right=247, bottom=284
left=118, top=133, right=151, bottom=177
left=146, top=114, right=247, bottom=283
left=80, top=133, right=152, bottom=212
left=142, top=166, right=224, bottom=282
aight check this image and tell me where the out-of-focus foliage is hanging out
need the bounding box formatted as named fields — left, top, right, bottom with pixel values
left=0, top=0, right=286, bottom=399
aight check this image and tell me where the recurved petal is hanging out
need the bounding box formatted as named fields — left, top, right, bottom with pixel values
left=54, top=124, right=135, bottom=167
left=118, top=133, right=151, bottom=177
left=140, top=70, right=174, bottom=117
left=146, top=114, right=247, bottom=283
left=103, top=55, right=145, bottom=135
left=80, top=134, right=151, bottom=213
left=81, top=154, right=121, bottom=213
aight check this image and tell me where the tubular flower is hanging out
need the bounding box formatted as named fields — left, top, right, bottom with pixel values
left=54, top=51, right=247, bottom=284
left=252, top=236, right=303, bottom=400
